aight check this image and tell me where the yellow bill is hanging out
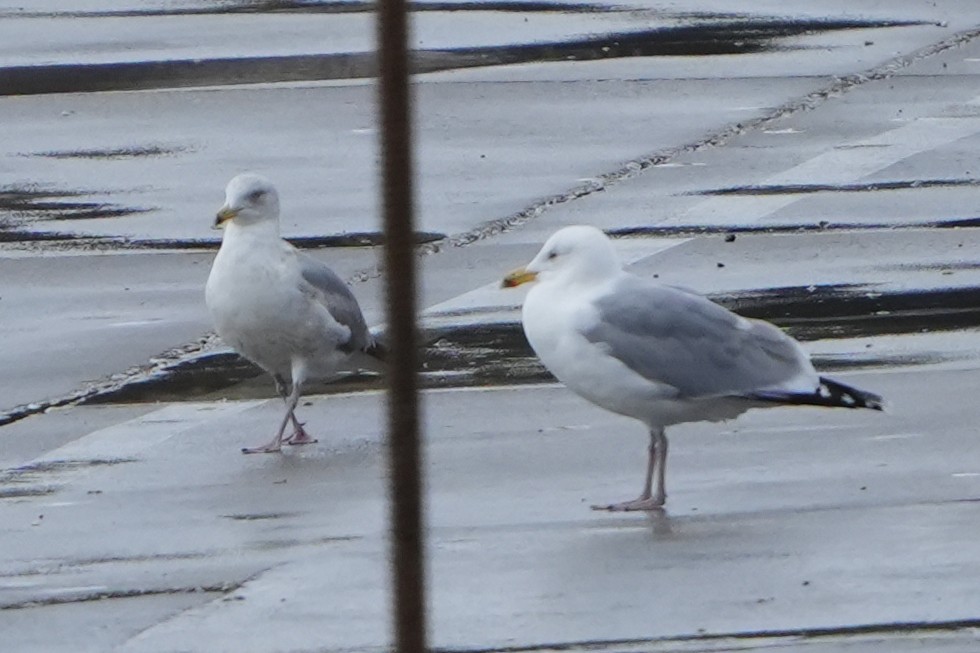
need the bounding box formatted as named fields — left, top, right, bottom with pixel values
left=213, top=206, right=239, bottom=229
left=501, top=267, right=538, bottom=288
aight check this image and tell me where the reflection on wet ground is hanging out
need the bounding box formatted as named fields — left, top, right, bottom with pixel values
left=77, top=283, right=980, bottom=406
left=728, top=284, right=980, bottom=340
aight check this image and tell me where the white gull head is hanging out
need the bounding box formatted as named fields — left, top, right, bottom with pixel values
left=523, top=225, right=621, bottom=287
left=214, top=173, right=281, bottom=230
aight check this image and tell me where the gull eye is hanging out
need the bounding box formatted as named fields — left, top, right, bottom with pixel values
left=547, top=251, right=558, bottom=260
left=247, top=189, right=265, bottom=202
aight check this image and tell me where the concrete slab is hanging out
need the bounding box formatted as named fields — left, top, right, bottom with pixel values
left=2, top=368, right=979, bottom=651
left=3, top=1, right=980, bottom=651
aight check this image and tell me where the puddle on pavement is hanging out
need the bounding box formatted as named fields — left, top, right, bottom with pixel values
left=727, top=284, right=980, bottom=341
left=0, top=229, right=85, bottom=244
left=223, top=512, right=298, bottom=521
left=0, top=185, right=151, bottom=222
left=2, top=16, right=920, bottom=96
left=80, top=351, right=382, bottom=405
left=28, top=145, right=188, bottom=160
left=0, top=486, right=56, bottom=499
left=249, top=535, right=360, bottom=551
left=82, top=283, right=980, bottom=406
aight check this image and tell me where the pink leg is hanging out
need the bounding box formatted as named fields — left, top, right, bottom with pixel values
left=262, top=375, right=317, bottom=448
left=242, top=378, right=303, bottom=454
left=592, top=427, right=668, bottom=511
left=284, top=412, right=317, bottom=446
left=241, top=411, right=290, bottom=454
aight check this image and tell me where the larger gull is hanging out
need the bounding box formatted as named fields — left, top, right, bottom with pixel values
left=206, top=173, right=384, bottom=454
left=503, top=225, right=882, bottom=510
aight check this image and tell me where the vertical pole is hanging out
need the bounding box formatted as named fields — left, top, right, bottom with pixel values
left=377, top=1, right=426, bottom=652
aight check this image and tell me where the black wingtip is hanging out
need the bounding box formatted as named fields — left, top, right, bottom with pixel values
left=751, top=377, right=884, bottom=411
left=820, top=377, right=884, bottom=410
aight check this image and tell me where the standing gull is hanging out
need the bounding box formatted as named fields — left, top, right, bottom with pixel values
left=206, top=173, right=384, bottom=454
left=503, top=225, right=882, bottom=510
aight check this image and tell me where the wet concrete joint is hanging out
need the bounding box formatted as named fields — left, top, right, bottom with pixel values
left=433, top=617, right=980, bottom=652
left=3, top=551, right=212, bottom=575
left=690, top=178, right=980, bottom=196
left=0, top=583, right=240, bottom=611
left=610, top=219, right=980, bottom=237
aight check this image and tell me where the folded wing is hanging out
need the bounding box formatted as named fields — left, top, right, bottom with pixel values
left=582, top=277, right=817, bottom=399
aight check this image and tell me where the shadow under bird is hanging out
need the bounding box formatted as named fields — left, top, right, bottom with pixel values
left=503, top=225, right=882, bottom=511
left=205, top=173, right=385, bottom=454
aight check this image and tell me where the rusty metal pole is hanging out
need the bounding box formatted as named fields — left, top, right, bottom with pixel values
left=377, top=0, right=427, bottom=652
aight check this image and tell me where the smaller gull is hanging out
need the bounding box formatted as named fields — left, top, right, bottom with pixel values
left=503, top=225, right=882, bottom=511
left=206, top=174, right=384, bottom=454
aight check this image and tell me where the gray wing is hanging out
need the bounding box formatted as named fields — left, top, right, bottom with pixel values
left=582, top=276, right=812, bottom=398
left=297, top=253, right=372, bottom=353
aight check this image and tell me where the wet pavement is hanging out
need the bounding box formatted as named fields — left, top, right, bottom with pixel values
left=3, top=0, right=980, bottom=651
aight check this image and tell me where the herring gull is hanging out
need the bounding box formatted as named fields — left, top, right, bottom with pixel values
left=503, top=225, right=882, bottom=510
left=206, top=173, right=384, bottom=454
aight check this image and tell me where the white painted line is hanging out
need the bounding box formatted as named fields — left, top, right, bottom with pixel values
left=0, top=401, right=266, bottom=498
left=722, top=424, right=863, bottom=435
left=422, top=382, right=563, bottom=395
left=869, top=432, right=924, bottom=441
left=672, top=115, right=980, bottom=227
left=40, top=585, right=109, bottom=595
left=35, top=401, right=264, bottom=463
left=422, top=237, right=685, bottom=324
left=424, top=108, right=980, bottom=331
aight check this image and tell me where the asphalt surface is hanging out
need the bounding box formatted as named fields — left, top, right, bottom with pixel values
left=3, top=1, right=980, bottom=651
